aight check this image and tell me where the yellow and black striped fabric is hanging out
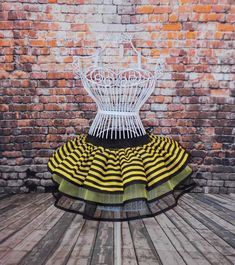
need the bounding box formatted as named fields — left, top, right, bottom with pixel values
left=48, top=133, right=193, bottom=196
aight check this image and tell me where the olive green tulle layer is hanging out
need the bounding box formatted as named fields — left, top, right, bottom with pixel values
left=52, top=165, right=193, bottom=205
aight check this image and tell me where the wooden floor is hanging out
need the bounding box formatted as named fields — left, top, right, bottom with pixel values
left=0, top=192, right=234, bottom=265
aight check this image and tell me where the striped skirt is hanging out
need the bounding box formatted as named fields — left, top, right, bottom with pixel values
left=47, top=131, right=198, bottom=222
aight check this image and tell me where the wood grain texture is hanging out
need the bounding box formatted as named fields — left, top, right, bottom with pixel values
left=0, top=192, right=234, bottom=265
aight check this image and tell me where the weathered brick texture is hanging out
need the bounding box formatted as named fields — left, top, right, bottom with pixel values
left=0, top=1, right=234, bottom=194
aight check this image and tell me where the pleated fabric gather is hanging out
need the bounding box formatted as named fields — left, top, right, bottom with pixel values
left=47, top=132, right=197, bottom=221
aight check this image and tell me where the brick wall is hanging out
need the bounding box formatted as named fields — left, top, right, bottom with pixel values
left=0, top=1, right=234, bottom=194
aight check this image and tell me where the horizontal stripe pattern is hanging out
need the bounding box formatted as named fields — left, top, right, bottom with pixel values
left=48, top=133, right=191, bottom=192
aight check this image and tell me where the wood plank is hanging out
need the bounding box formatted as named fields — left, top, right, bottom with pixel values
left=208, top=193, right=235, bottom=202
left=114, top=221, right=121, bottom=265
left=121, top=221, right=138, bottom=265
left=129, top=218, right=162, bottom=265
left=0, top=194, right=12, bottom=200
left=16, top=213, right=76, bottom=265
left=0, top=194, right=24, bottom=210
left=90, top=221, right=114, bottom=265
left=0, top=198, right=73, bottom=265
left=143, top=216, right=186, bottom=265
left=0, top=194, right=53, bottom=243
left=155, top=213, right=211, bottom=265
left=175, top=199, right=235, bottom=265
left=0, top=193, right=48, bottom=227
left=0, top=193, right=40, bottom=212
left=44, top=215, right=85, bottom=265
left=155, top=195, right=233, bottom=265
left=217, top=193, right=235, bottom=202
left=183, top=194, right=235, bottom=231
left=189, top=193, right=235, bottom=224
left=66, top=220, right=100, bottom=265
left=0, top=202, right=57, bottom=259
left=181, top=195, right=235, bottom=244
left=2, top=194, right=52, bottom=229
left=201, top=193, right=235, bottom=214
left=205, top=194, right=235, bottom=212
left=168, top=197, right=234, bottom=264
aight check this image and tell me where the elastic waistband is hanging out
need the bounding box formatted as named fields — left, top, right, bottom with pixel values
left=85, top=131, right=151, bottom=148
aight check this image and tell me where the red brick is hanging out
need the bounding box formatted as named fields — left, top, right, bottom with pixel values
left=0, top=104, right=9, bottom=111
left=38, top=55, right=56, bottom=63
left=212, top=143, right=222, bottom=150
left=185, top=31, right=198, bottom=39
left=44, top=104, right=63, bottom=111
left=30, top=40, right=46, bottom=47
left=193, top=5, right=212, bottom=13
left=211, top=89, right=230, bottom=97
left=17, top=120, right=34, bottom=127
left=205, top=14, right=222, bottom=21
left=179, top=0, right=191, bottom=3
left=50, top=23, right=60, bottom=30
left=47, top=40, right=57, bottom=47
left=214, top=32, right=224, bottom=39
left=172, top=64, right=186, bottom=72
left=71, top=23, right=88, bottom=31
left=8, top=11, right=27, bottom=20
left=19, top=55, right=36, bottom=63
left=40, top=48, right=51, bottom=55
left=14, top=21, right=32, bottom=29
left=46, top=135, right=64, bottom=142
left=0, top=70, right=9, bottom=79
left=57, top=80, right=66, bottom=87
left=204, top=128, right=215, bottom=135
left=47, top=72, right=63, bottom=79
left=178, top=6, right=191, bottom=12
left=154, top=7, right=172, bottom=14
left=226, top=14, right=235, bottom=22
left=217, top=23, right=234, bottom=31
left=169, top=14, right=178, bottom=22
left=0, top=21, right=13, bottom=29
left=0, top=39, right=12, bottom=46
left=136, top=6, right=154, bottom=14
left=212, top=5, right=231, bottom=13
left=5, top=55, right=13, bottom=62
left=168, top=105, right=184, bottom=111
left=34, top=22, right=49, bottom=30
left=162, top=23, right=181, bottom=31
left=2, top=151, right=22, bottom=158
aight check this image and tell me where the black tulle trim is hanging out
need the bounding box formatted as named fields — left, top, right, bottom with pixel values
left=50, top=170, right=198, bottom=222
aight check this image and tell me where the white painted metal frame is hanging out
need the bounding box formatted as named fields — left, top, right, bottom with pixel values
left=73, top=33, right=165, bottom=140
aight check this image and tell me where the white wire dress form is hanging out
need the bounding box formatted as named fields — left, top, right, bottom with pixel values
left=73, top=34, right=164, bottom=141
